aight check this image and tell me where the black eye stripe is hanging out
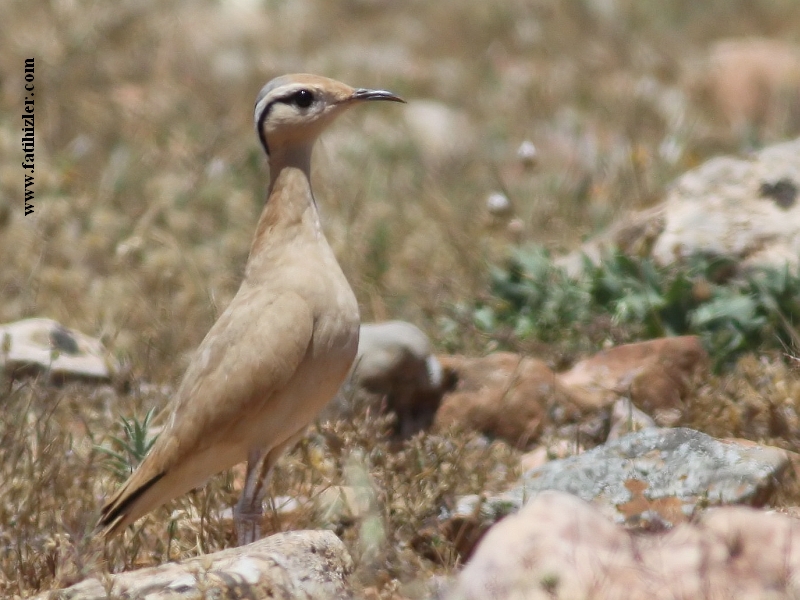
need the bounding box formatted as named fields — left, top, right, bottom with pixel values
left=256, top=99, right=275, bottom=155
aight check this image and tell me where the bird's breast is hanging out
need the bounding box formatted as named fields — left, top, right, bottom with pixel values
left=308, top=263, right=360, bottom=380
left=252, top=237, right=359, bottom=444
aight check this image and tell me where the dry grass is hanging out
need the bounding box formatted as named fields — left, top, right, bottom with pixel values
left=3, top=0, right=800, bottom=596
left=0, top=379, right=521, bottom=596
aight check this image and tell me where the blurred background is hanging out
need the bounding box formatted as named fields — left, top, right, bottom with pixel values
left=3, top=0, right=800, bottom=595
left=3, top=0, right=800, bottom=378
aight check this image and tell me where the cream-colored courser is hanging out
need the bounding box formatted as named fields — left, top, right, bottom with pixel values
left=99, top=74, right=404, bottom=545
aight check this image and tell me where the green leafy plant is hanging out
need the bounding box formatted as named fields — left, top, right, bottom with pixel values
left=478, top=246, right=800, bottom=367
left=481, top=246, right=593, bottom=342
left=96, top=408, right=159, bottom=481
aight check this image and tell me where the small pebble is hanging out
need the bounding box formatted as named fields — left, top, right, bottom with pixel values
left=486, top=192, right=512, bottom=217
left=517, top=140, right=538, bottom=167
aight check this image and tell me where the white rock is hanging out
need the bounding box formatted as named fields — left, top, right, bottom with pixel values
left=559, top=137, right=800, bottom=275
left=33, top=530, right=353, bottom=600
left=0, top=318, right=116, bottom=382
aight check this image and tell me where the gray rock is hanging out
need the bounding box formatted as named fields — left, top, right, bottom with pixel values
left=607, top=397, right=656, bottom=440
left=446, top=428, right=789, bottom=554
left=326, top=321, right=444, bottom=438
left=0, top=318, right=117, bottom=383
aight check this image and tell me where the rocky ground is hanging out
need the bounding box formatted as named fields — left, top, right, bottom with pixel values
left=4, top=1, right=800, bottom=599
left=10, top=143, right=800, bottom=594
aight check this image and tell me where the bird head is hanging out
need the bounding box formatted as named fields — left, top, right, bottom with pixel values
left=254, top=74, right=404, bottom=159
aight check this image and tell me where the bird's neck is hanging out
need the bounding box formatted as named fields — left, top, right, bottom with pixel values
left=267, top=144, right=313, bottom=190
left=246, top=147, right=323, bottom=272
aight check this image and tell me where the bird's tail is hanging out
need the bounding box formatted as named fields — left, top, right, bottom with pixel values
left=98, top=470, right=166, bottom=537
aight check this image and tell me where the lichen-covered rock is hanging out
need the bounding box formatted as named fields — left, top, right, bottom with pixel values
left=445, top=428, right=790, bottom=556
left=652, top=141, right=800, bottom=269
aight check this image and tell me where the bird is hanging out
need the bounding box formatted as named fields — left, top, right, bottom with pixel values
left=99, top=74, right=405, bottom=546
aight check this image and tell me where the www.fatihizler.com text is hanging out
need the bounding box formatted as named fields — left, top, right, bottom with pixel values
left=22, top=57, right=35, bottom=216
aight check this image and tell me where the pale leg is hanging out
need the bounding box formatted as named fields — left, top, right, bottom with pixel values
left=233, top=429, right=307, bottom=546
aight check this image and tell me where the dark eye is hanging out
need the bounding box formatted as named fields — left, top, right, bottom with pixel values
left=293, top=89, right=314, bottom=108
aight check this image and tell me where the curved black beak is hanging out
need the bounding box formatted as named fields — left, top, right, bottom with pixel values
left=350, top=88, right=406, bottom=103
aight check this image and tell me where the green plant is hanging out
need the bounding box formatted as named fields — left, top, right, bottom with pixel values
left=478, top=246, right=800, bottom=367
left=96, top=408, right=159, bottom=481
left=480, top=247, right=594, bottom=342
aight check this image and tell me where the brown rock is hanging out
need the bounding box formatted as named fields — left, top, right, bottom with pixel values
left=557, top=336, right=708, bottom=424
left=450, top=490, right=800, bottom=600
left=434, top=353, right=584, bottom=448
